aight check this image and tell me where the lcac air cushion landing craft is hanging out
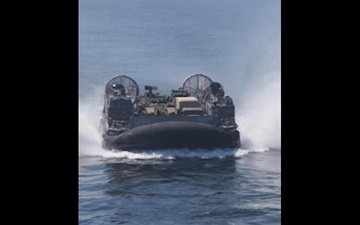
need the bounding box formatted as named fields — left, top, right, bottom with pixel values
left=100, top=74, right=240, bottom=150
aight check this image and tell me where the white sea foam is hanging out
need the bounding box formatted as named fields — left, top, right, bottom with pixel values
left=79, top=88, right=104, bottom=158
left=236, top=70, right=281, bottom=150
left=81, top=147, right=257, bottom=160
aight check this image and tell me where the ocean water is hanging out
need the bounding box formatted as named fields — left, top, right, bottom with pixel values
left=79, top=0, right=281, bottom=224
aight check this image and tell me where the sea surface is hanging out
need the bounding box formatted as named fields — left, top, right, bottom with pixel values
left=79, top=0, right=281, bottom=224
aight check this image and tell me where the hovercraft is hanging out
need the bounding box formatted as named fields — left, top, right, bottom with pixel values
left=100, top=74, right=241, bottom=150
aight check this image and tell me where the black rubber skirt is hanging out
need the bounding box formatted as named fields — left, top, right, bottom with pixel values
left=102, top=121, right=240, bottom=150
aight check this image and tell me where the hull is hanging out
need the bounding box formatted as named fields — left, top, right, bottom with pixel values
left=102, top=121, right=240, bottom=150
